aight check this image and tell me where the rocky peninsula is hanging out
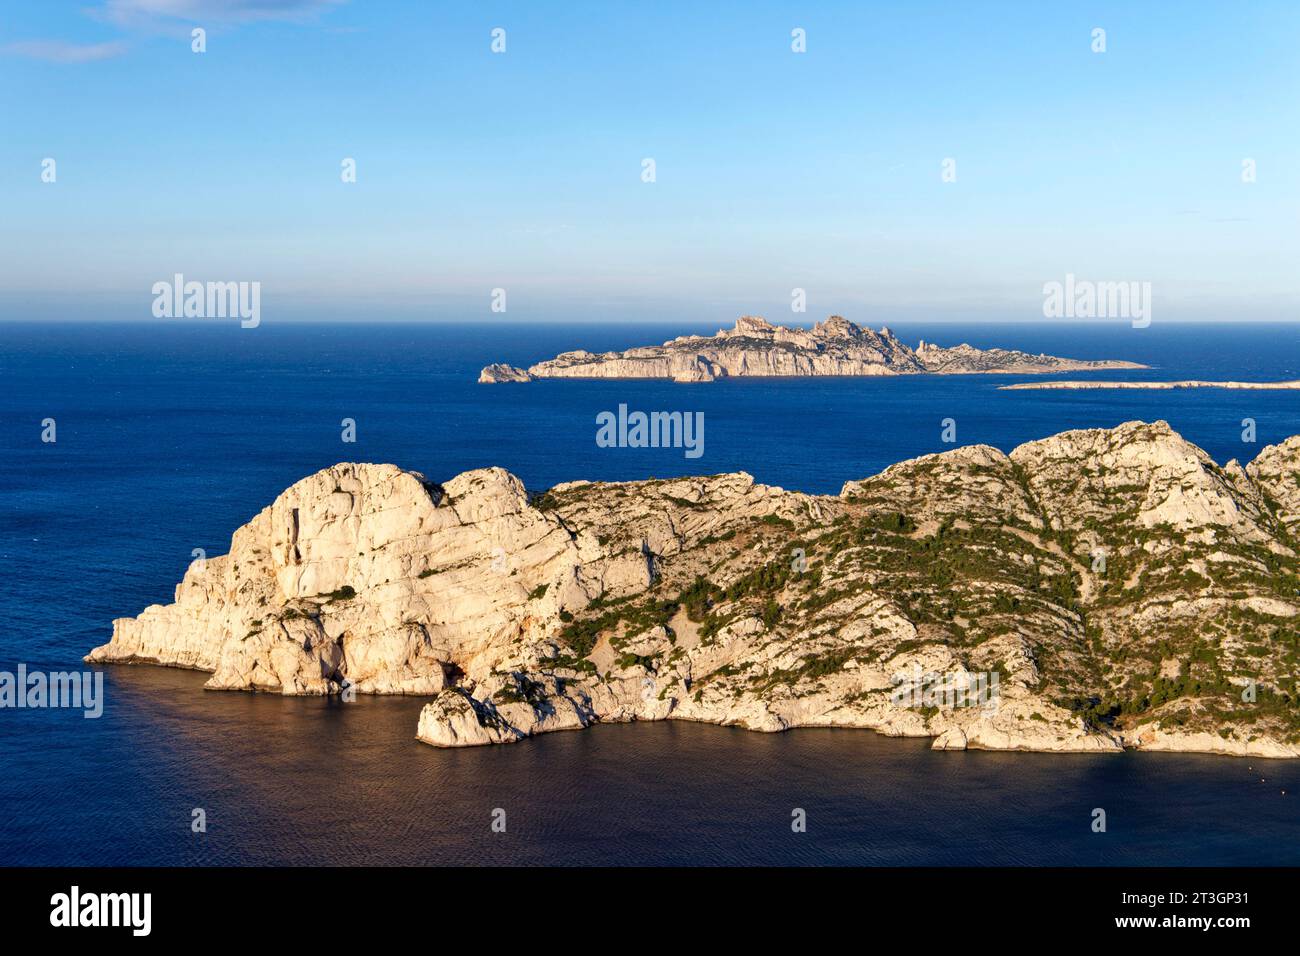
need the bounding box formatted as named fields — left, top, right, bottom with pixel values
left=89, top=421, right=1300, bottom=758
left=1002, top=380, right=1300, bottom=391
left=479, top=315, right=1146, bottom=383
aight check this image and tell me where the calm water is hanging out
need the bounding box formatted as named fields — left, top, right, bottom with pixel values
left=2, top=319, right=1299, bottom=865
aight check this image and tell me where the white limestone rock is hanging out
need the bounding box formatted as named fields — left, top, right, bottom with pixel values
left=479, top=315, right=1145, bottom=383
left=91, top=420, right=1300, bottom=759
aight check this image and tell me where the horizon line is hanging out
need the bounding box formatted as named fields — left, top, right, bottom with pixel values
left=2, top=316, right=1299, bottom=327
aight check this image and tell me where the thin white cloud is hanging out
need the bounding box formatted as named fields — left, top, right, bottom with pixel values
left=97, top=0, right=344, bottom=26
left=2, top=40, right=128, bottom=63
left=5, top=0, right=344, bottom=65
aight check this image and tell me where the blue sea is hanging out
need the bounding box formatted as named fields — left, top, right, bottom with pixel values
left=2, top=319, right=1299, bottom=866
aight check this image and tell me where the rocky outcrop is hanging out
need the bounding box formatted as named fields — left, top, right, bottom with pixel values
left=1248, top=436, right=1300, bottom=534
left=478, top=315, right=1145, bottom=382
left=477, top=363, right=533, bottom=384
left=88, top=464, right=590, bottom=695
left=90, top=421, right=1300, bottom=758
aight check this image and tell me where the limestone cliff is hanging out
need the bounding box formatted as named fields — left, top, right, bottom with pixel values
left=89, top=422, right=1300, bottom=758
left=478, top=315, right=1146, bottom=382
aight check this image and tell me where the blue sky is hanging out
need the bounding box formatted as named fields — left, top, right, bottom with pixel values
left=1, top=0, right=1296, bottom=323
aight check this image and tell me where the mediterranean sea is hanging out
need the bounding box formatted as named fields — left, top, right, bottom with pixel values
left=2, top=319, right=1298, bottom=865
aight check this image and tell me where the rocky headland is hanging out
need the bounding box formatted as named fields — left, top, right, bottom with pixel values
left=89, top=421, right=1300, bottom=758
left=479, top=315, right=1146, bottom=383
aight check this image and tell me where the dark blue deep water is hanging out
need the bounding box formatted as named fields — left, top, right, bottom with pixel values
left=2, top=319, right=1299, bottom=865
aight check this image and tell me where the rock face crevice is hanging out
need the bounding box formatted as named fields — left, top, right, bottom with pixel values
left=478, top=315, right=1146, bottom=382
left=89, top=422, right=1300, bottom=758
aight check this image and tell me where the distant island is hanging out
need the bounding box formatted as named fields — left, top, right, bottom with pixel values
left=1002, top=380, right=1300, bottom=391
left=89, top=421, right=1300, bottom=758
left=479, top=315, right=1146, bottom=383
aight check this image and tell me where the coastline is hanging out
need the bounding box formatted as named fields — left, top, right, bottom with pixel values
left=83, top=652, right=1300, bottom=758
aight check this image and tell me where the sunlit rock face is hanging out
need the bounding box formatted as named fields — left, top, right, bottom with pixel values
left=91, top=421, right=1300, bottom=759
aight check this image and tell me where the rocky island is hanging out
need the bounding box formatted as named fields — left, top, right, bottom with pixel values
left=89, top=421, right=1300, bottom=758
left=479, top=315, right=1146, bottom=383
